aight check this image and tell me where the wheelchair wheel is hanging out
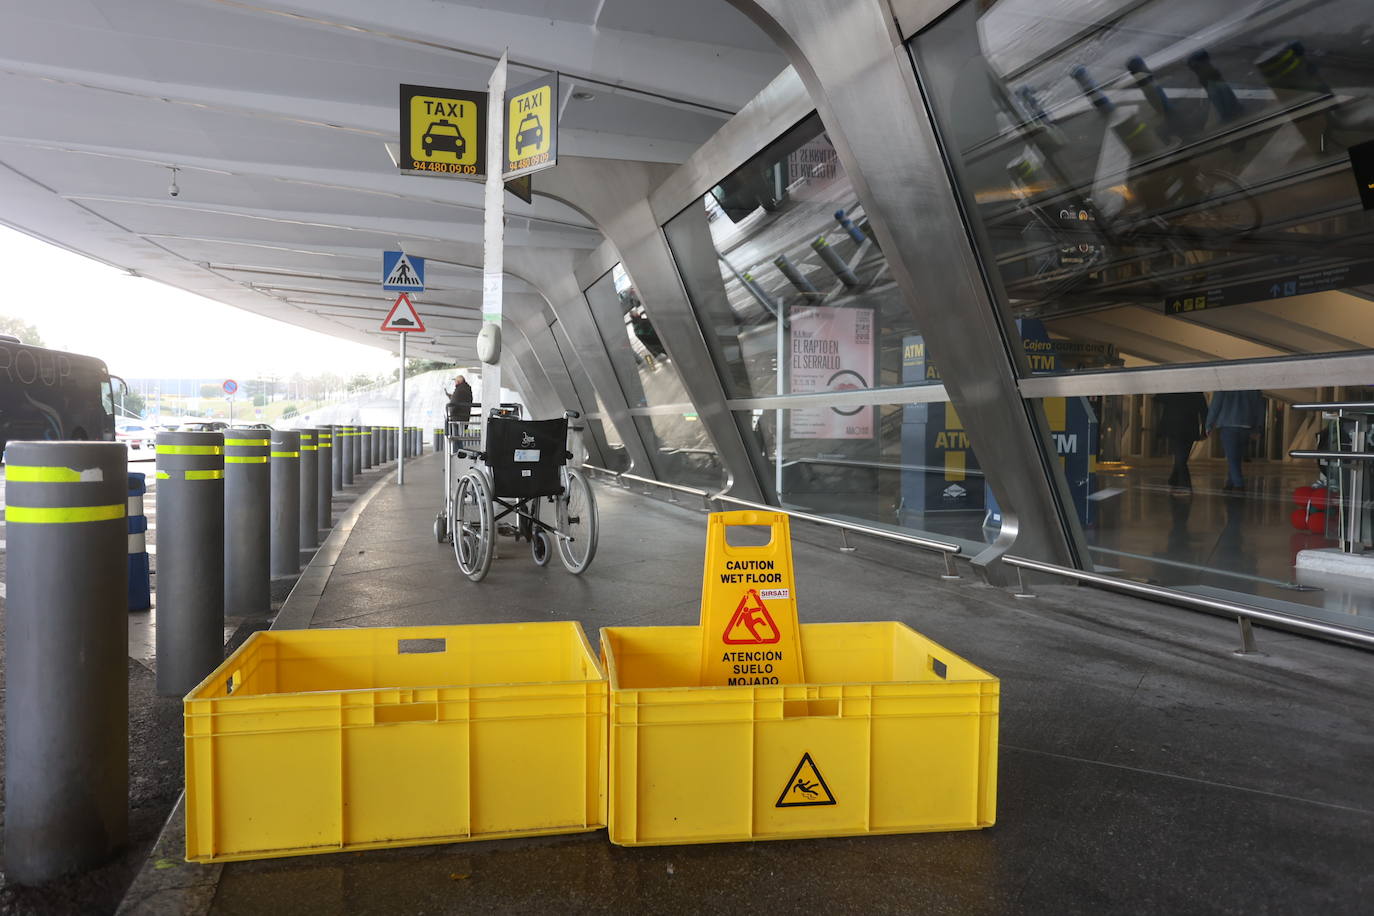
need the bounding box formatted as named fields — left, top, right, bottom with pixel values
left=434, top=511, right=448, bottom=543
left=529, top=499, right=551, bottom=566
left=556, top=467, right=598, bottom=574
left=452, top=471, right=494, bottom=582
left=531, top=530, right=551, bottom=566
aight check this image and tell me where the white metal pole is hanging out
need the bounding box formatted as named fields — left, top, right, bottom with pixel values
left=479, top=52, right=507, bottom=448
left=775, top=307, right=785, bottom=500
left=398, top=332, right=407, bottom=485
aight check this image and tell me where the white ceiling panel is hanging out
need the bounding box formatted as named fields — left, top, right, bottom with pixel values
left=0, top=0, right=788, bottom=360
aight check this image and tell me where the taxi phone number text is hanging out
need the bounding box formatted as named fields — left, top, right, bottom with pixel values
left=408, top=161, right=480, bottom=175
left=508, top=152, right=551, bottom=171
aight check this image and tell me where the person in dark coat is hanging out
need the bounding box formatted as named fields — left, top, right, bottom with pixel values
left=1156, top=391, right=1208, bottom=491
left=446, top=374, right=473, bottom=424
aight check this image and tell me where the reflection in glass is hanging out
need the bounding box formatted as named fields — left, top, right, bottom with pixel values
left=740, top=403, right=993, bottom=545
left=911, top=0, right=1374, bottom=371
left=1040, top=384, right=1374, bottom=625
left=663, top=113, right=922, bottom=401
left=547, top=318, right=626, bottom=472
left=583, top=264, right=723, bottom=489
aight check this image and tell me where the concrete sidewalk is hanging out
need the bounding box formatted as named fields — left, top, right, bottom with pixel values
left=136, top=453, right=1374, bottom=914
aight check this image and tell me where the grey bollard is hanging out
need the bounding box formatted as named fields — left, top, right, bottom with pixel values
left=299, top=429, right=318, bottom=550
left=341, top=425, right=355, bottom=486
left=365, top=425, right=375, bottom=469
left=434, top=428, right=443, bottom=453
left=3, top=441, right=128, bottom=884
left=270, top=430, right=301, bottom=577
left=224, top=428, right=270, bottom=617
left=351, top=422, right=362, bottom=480
left=331, top=424, right=343, bottom=493
left=385, top=426, right=394, bottom=463
left=155, top=430, right=225, bottom=698
left=317, top=427, right=333, bottom=530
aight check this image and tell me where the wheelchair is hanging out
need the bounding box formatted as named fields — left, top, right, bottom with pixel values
left=436, top=409, right=599, bottom=582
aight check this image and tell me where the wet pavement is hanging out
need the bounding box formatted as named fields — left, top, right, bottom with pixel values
left=183, top=454, right=1374, bottom=915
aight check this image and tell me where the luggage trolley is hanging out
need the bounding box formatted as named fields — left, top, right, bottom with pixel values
left=436, top=408, right=599, bottom=582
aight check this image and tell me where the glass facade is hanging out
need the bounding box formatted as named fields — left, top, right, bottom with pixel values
left=662, top=113, right=924, bottom=400
left=736, top=398, right=993, bottom=544
left=549, top=317, right=627, bottom=472
left=583, top=263, right=724, bottom=490
left=908, top=0, right=1374, bottom=624
left=661, top=110, right=995, bottom=541
left=911, top=0, right=1374, bottom=371
left=1028, top=385, right=1374, bottom=621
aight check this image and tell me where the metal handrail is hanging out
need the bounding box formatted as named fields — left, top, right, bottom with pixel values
left=1002, top=554, right=1374, bottom=651
left=783, top=456, right=987, bottom=476
left=1288, top=451, right=1374, bottom=461
left=1292, top=402, right=1374, bottom=412
left=619, top=472, right=712, bottom=499
left=584, top=464, right=962, bottom=578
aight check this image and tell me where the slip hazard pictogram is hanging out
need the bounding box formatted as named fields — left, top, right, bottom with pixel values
left=776, top=752, right=836, bottom=808
left=722, top=590, right=780, bottom=645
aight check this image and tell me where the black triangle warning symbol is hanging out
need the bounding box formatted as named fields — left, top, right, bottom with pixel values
left=776, top=752, right=836, bottom=808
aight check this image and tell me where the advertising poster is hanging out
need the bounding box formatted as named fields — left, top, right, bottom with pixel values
left=788, top=305, right=874, bottom=439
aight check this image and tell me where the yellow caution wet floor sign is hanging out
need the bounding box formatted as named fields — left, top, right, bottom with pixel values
left=697, top=511, right=805, bottom=686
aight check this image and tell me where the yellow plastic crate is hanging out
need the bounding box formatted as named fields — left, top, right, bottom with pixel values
left=601, top=621, right=998, bottom=846
left=185, top=623, right=607, bottom=863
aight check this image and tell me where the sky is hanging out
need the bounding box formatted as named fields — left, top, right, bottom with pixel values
left=0, top=225, right=397, bottom=380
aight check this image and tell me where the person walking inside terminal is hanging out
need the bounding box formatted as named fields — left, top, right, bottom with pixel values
left=1205, top=389, right=1265, bottom=492
left=1157, top=391, right=1209, bottom=493
left=446, top=373, right=473, bottom=424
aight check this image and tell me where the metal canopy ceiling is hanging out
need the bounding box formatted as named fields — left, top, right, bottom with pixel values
left=0, top=0, right=786, bottom=361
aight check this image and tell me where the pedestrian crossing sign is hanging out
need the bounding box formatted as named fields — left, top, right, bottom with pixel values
left=383, top=251, right=424, bottom=292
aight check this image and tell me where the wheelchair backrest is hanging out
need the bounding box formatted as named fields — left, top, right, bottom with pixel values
left=485, top=416, right=568, bottom=498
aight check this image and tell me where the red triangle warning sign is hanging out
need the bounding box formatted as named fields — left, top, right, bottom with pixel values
left=722, top=590, right=781, bottom=645
left=381, top=293, right=426, bottom=332
left=776, top=752, right=836, bottom=808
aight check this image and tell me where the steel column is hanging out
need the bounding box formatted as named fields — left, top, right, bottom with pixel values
left=536, top=159, right=766, bottom=500
left=729, top=0, right=1080, bottom=570
left=154, top=430, right=225, bottom=696
left=3, top=441, right=128, bottom=884
left=506, top=248, right=658, bottom=475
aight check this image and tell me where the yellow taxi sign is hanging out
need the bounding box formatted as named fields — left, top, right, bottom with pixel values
left=697, top=510, right=805, bottom=687
left=398, top=83, right=487, bottom=178
left=504, top=73, right=558, bottom=179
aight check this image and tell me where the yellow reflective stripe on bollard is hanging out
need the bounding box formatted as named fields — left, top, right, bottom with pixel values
left=186, top=470, right=224, bottom=480
left=157, top=445, right=224, bottom=455
left=225, top=456, right=269, bottom=464
left=7, top=504, right=125, bottom=524
left=302, top=445, right=318, bottom=451
left=5, top=465, right=87, bottom=482
left=271, top=451, right=299, bottom=458
left=224, top=438, right=269, bottom=447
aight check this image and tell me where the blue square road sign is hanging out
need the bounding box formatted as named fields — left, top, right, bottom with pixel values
left=382, top=251, right=425, bottom=292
